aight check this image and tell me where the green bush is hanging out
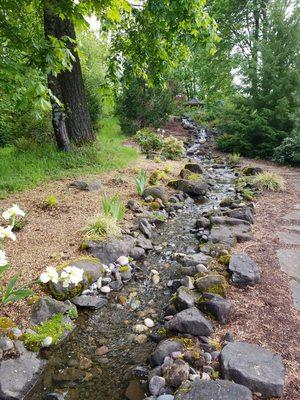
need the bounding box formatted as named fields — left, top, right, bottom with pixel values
left=273, top=134, right=300, bottom=166
left=162, top=136, right=185, bottom=160
left=134, top=128, right=164, bottom=153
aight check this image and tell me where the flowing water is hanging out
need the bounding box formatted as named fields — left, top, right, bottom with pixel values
left=27, top=131, right=236, bottom=400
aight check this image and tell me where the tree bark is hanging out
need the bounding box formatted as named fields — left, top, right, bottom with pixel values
left=43, top=7, right=95, bottom=149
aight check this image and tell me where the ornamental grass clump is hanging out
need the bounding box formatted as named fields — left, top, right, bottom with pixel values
left=135, top=170, right=147, bottom=196
left=84, top=215, right=121, bottom=242
left=102, top=194, right=125, bottom=221
left=228, top=152, right=241, bottom=165
left=253, top=172, right=285, bottom=191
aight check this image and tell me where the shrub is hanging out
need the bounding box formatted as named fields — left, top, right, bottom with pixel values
left=134, top=128, right=164, bottom=154
left=135, top=170, right=147, bottom=196
left=84, top=215, right=122, bottom=241
left=102, top=195, right=125, bottom=221
left=162, top=136, right=184, bottom=160
left=45, top=194, right=57, bottom=208
left=273, top=134, right=300, bottom=166
left=149, top=169, right=168, bottom=185
left=253, top=172, right=285, bottom=191
left=228, top=153, right=241, bottom=165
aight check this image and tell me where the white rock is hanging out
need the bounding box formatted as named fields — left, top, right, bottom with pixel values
left=133, top=324, right=148, bottom=334
left=41, top=336, right=53, bottom=347
left=116, top=256, right=129, bottom=266
left=100, top=286, right=110, bottom=294
left=144, top=318, right=155, bottom=328
left=151, top=269, right=159, bottom=275
left=152, top=274, right=160, bottom=285
left=96, top=277, right=102, bottom=289
left=202, top=372, right=210, bottom=380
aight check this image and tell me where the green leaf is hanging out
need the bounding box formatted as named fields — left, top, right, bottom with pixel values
left=3, top=288, right=34, bottom=304
left=4, top=273, right=19, bottom=298
left=0, top=265, right=9, bottom=276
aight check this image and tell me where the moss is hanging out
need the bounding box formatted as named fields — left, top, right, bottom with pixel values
left=146, top=201, right=161, bottom=211
left=0, top=317, right=15, bottom=331
left=187, top=173, right=203, bottom=181
left=208, top=338, right=222, bottom=352
left=27, top=295, right=40, bottom=306
left=218, top=254, right=231, bottom=266
left=119, top=265, right=130, bottom=272
left=44, top=281, right=85, bottom=301
left=149, top=169, right=168, bottom=185
left=22, top=314, right=70, bottom=351
left=67, top=306, right=78, bottom=319
left=211, top=370, right=220, bottom=380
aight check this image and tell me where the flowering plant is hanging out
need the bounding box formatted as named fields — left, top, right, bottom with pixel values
left=0, top=205, right=33, bottom=303
left=40, top=265, right=84, bottom=288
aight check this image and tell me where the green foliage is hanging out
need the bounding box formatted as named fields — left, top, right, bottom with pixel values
left=228, top=153, right=241, bottom=165
left=273, top=133, right=300, bottom=166
left=134, top=128, right=164, bottom=154
left=149, top=170, right=168, bottom=185
left=135, top=170, right=147, bottom=196
left=0, top=265, right=33, bottom=304
left=84, top=215, right=121, bottom=242
left=0, top=119, right=137, bottom=199
left=162, top=136, right=185, bottom=160
left=253, top=172, right=285, bottom=192
left=45, top=194, right=58, bottom=208
left=102, top=194, right=125, bottom=221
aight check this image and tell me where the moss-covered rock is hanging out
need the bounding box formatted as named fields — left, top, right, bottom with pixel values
left=194, top=274, right=227, bottom=297
left=168, top=179, right=208, bottom=196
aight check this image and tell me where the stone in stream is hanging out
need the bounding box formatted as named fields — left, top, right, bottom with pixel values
left=174, top=378, right=252, bottom=400
left=184, top=163, right=204, bottom=174
left=209, top=221, right=253, bottom=246
left=195, top=217, right=211, bottom=229
left=194, top=274, right=227, bottom=297
left=162, top=359, right=190, bottom=388
left=166, top=307, right=213, bottom=337
left=168, top=179, right=208, bottom=197
left=229, top=253, right=261, bottom=286
left=197, top=293, right=232, bottom=324
left=173, top=286, right=201, bottom=311
left=220, top=342, right=285, bottom=397
left=149, top=376, right=166, bottom=396
left=174, top=253, right=212, bottom=267
left=86, top=235, right=136, bottom=264
left=71, top=295, right=108, bottom=309
left=139, top=218, right=153, bottom=238
left=150, top=339, right=184, bottom=366
left=30, top=297, right=73, bottom=325
left=136, top=235, right=153, bottom=250
left=45, top=393, right=65, bottom=400
left=0, top=341, right=46, bottom=400
left=224, top=207, right=254, bottom=224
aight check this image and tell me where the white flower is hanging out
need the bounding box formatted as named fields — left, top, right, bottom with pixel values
left=40, top=266, right=59, bottom=284
left=0, top=226, right=16, bottom=241
left=41, top=336, right=53, bottom=347
left=2, top=204, right=25, bottom=220
left=60, top=266, right=84, bottom=288
left=0, top=250, right=8, bottom=267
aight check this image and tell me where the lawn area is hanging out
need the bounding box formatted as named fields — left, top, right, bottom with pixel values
left=0, top=117, right=138, bottom=199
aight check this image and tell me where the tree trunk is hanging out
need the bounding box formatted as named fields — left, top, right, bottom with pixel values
left=43, top=7, right=95, bottom=149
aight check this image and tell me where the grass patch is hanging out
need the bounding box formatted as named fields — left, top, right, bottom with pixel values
left=0, top=117, right=137, bottom=199
left=253, top=172, right=285, bottom=191
left=84, top=215, right=122, bottom=242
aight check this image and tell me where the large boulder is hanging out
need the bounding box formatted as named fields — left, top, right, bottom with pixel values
left=168, top=179, right=208, bottom=197
left=229, top=253, right=261, bottom=286
left=174, top=378, right=252, bottom=400
left=220, top=342, right=285, bottom=397
left=71, top=295, right=108, bottom=309
left=86, top=235, right=136, bottom=264
left=166, top=307, right=213, bottom=337
left=197, top=293, right=232, bottom=324
left=194, top=274, right=227, bottom=297
left=209, top=220, right=253, bottom=246
left=30, top=297, right=72, bottom=325
left=0, top=341, right=46, bottom=400
left=143, top=186, right=168, bottom=204
left=184, top=163, right=204, bottom=174
left=224, top=207, right=254, bottom=224
left=150, top=339, right=184, bottom=367
left=173, top=287, right=202, bottom=311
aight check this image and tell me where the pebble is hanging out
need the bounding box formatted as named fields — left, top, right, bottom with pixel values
left=189, top=374, right=199, bottom=381
left=204, top=352, right=212, bottom=364
left=130, top=299, right=141, bottom=310
left=202, top=372, right=210, bottom=380
left=164, top=315, right=173, bottom=321
left=79, top=357, right=93, bottom=370
left=171, top=351, right=182, bottom=359
left=149, top=376, right=166, bottom=396
left=196, top=264, right=208, bottom=273
left=96, top=277, right=102, bottom=289
left=152, top=274, right=160, bottom=285
left=10, top=327, right=22, bottom=339
left=151, top=269, right=159, bottom=275
left=134, top=334, right=148, bottom=344
left=0, top=337, right=14, bottom=351
left=144, top=318, right=155, bottom=328
left=133, top=324, right=148, bottom=334
left=116, top=256, right=129, bottom=266
left=41, top=336, right=53, bottom=347
left=100, top=286, right=110, bottom=294
left=95, top=345, right=109, bottom=356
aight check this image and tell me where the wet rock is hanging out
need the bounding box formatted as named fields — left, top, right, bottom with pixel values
left=150, top=340, right=184, bottom=366
left=134, top=334, right=148, bottom=344
left=133, top=366, right=149, bottom=379
left=166, top=307, right=213, bottom=337
left=195, top=217, right=211, bottom=229
left=197, top=293, right=232, bottom=324
left=125, top=380, right=146, bottom=400
left=69, top=180, right=101, bottom=192
left=209, top=222, right=253, bottom=246
left=174, top=379, right=252, bottom=400
left=71, top=295, right=108, bottom=309
left=180, top=276, right=194, bottom=289
left=139, top=218, right=153, bottom=239
left=143, top=187, right=168, bottom=204
left=136, top=235, right=153, bottom=250
left=224, top=207, right=254, bottom=224
left=163, top=359, right=189, bottom=388
left=184, top=163, right=204, bottom=174
left=221, top=342, right=285, bottom=397
left=0, top=337, right=14, bottom=351
left=0, top=341, right=46, bottom=399
left=175, top=253, right=212, bottom=267
left=86, top=235, right=136, bottom=264
left=194, top=274, right=227, bottom=297
left=168, top=180, right=208, bottom=197
left=173, top=287, right=201, bottom=311
left=144, top=318, right=155, bottom=328
left=229, top=253, right=261, bottom=286
left=30, top=297, right=72, bottom=325
left=149, top=376, right=166, bottom=396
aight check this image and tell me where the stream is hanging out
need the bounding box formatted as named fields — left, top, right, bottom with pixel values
left=27, top=127, right=237, bottom=400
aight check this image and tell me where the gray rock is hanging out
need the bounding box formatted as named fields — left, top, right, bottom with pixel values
left=45, top=393, right=65, bottom=400
left=136, top=235, right=153, bottom=250
left=173, top=287, right=201, bottom=311
left=150, top=340, right=184, bottom=366
left=86, top=235, right=135, bottom=264
left=129, top=247, right=146, bottom=259
left=0, top=341, right=46, bottom=400
left=195, top=217, right=211, bottom=229
left=69, top=180, right=101, bottom=192
left=197, top=293, right=232, bottom=324
left=149, top=376, right=166, bottom=396
left=184, top=163, right=204, bottom=174
left=174, top=378, right=252, bottom=400
left=194, top=274, right=227, bottom=297
left=175, top=253, right=212, bottom=267
left=225, top=207, right=254, bottom=224
left=143, top=187, right=168, bottom=204
left=168, top=180, right=208, bottom=197
left=157, top=395, right=174, bottom=400
left=30, top=297, right=72, bottom=325
left=139, top=219, right=153, bottom=239
left=127, top=200, right=143, bottom=213
left=229, top=253, right=261, bottom=286
left=180, top=276, right=194, bottom=289
left=0, top=337, right=14, bottom=351
left=209, top=223, right=253, bottom=246
left=166, top=307, right=213, bottom=337
left=162, top=359, right=189, bottom=388
left=220, top=342, right=285, bottom=397
left=71, top=295, right=108, bottom=309
left=66, top=258, right=106, bottom=283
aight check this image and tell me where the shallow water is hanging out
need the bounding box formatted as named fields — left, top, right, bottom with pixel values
left=27, top=149, right=236, bottom=400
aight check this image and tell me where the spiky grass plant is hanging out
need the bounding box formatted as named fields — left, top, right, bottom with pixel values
left=135, top=170, right=147, bottom=196
left=253, top=172, right=285, bottom=191
left=84, top=215, right=121, bottom=242
left=102, top=194, right=125, bottom=221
